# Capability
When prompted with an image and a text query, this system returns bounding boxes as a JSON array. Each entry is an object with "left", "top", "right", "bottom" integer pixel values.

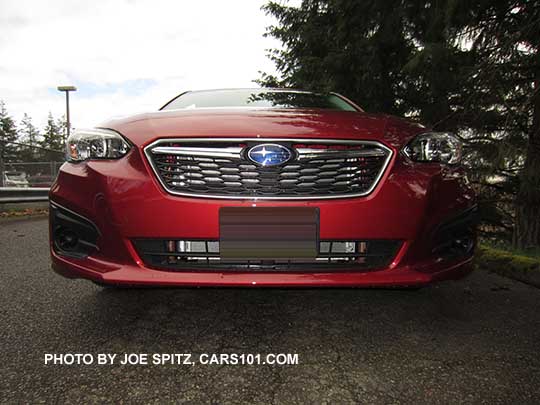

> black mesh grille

[
  {"left": 145, "top": 139, "right": 392, "bottom": 199},
  {"left": 132, "top": 239, "right": 402, "bottom": 272}
]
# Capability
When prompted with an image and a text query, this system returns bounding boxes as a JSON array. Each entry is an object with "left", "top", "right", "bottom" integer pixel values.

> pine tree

[
  {"left": 56, "top": 115, "right": 68, "bottom": 144},
  {"left": 20, "top": 113, "right": 40, "bottom": 145},
  {"left": 0, "top": 101, "right": 18, "bottom": 146},
  {"left": 41, "top": 113, "right": 63, "bottom": 151},
  {"left": 0, "top": 101, "right": 20, "bottom": 186},
  {"left": 19, "top": 113, "right": 41, "bottom": 161},
  {"left": 258, "top": 0, "right": 414, "bottom": 115},
  {"left": 260, "top": 0, "right": 540, "bottom": 249},
  {"left": 485, "top": 2, "right": 540, "bottom": 250},
  {"left": 40, "top": 112, "right": 64, "bottom": 162}
]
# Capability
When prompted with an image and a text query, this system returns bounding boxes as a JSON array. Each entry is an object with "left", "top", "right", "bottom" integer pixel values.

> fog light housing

[
  {"left": 55, "top": 227, "right": 79, "bottom": 251},
  {"left": 431, "top": 206, "right": 478, "bottom": 259},
  {"left": 50, "top": 202, "right": 100, "bottom": 258}
]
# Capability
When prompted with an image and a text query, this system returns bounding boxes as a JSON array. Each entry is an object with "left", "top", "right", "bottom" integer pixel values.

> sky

[{"left": 0, "top": 0, "right": 282, "bottom": 129}]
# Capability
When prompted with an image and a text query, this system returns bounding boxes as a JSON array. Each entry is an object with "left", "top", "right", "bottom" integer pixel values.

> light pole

[{"left": 57, "top": 86, "right": 77, "bottom": 138}]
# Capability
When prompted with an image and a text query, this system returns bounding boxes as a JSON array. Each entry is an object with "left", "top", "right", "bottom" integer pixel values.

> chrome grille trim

[
  {"left": 295, "top": 148, "right": 387, "bottom": 159},
  {"left": 151, "top": 146, "right": 243, "bottom": 159},
  {"left": 144, "top": 138, "right": 393, "bottom": 200}
]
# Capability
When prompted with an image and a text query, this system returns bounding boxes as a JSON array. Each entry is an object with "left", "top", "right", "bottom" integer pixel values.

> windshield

[{"left": 162, "top": 89, "right": 358, "bottom": 111}]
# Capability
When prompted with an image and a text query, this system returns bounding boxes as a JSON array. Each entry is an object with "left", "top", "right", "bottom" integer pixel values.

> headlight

[
  {"left": 403, "top": 132, "right": 462, "bottom": 164},
  {"left": 67, "top": 128, "right": 131, "bottom": 162}
]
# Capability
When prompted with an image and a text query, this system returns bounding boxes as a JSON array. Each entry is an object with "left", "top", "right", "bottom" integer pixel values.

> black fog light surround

[
  {"left": 50, "top": 202, "right": 100, "bottom": 258},
  {"left": 55, "top": 228, "right": 79, "bottom": 251},
  {"left": 431, "top": 206, "right": 478, "bottom": 259}
]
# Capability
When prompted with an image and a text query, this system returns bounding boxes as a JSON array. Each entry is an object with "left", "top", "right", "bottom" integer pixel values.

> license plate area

[{"left": 219, "top": 207, "right": 319, "bottom": 260}]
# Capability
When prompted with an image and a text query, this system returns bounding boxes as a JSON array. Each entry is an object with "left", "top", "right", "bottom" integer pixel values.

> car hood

[{"left": 100, "top": 108, "right": 426, "bottom": 150}]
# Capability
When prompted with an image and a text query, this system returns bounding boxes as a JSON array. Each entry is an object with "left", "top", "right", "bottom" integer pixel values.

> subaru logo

[{"left": 247, "top": 144, "right": 292, "bottom": 167}]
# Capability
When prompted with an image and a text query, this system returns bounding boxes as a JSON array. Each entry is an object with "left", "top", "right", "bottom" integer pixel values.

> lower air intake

[{"left": 132, "top": 239, "right": 402, "bottom": 272}]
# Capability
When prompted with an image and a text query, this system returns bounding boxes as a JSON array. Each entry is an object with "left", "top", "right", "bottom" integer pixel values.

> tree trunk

[{"left": 513, "top": 74, "right": 540, "bottom": 250}]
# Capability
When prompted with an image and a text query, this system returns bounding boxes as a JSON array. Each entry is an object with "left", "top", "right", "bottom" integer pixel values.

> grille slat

[
  {"left": 145, "top": 138, "right": 392, "bottom": 199},
  {"left": 132, "top": 239, "right": 402, "bottom": 272}
]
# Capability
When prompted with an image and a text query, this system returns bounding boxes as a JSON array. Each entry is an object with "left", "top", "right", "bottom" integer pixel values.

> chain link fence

[{"left": 0, "top": 141, "right": 65, "bottom": 188}]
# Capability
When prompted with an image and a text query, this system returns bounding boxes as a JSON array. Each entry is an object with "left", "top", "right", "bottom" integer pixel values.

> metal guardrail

[{"left": 0, "top": 187, "right": 50, "bottom": 203}]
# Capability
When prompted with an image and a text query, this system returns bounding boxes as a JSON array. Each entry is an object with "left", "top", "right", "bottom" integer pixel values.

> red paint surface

[{"left": 50, "top": 108, "right": 475, "bottom": 287}]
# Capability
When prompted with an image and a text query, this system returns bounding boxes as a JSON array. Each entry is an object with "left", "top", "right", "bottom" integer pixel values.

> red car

[{"left": 49, "top": 88, "right": 476, "bottom": 287}]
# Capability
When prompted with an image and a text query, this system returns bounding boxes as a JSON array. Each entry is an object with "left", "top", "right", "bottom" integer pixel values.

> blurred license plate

[{"left": 219, "top": 207, "right": 319, "bottom": 260}]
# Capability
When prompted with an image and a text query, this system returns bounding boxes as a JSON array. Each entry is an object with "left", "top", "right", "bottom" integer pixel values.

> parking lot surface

[{"left": 1, "top": 217, "right": 539, "bottom": 404}]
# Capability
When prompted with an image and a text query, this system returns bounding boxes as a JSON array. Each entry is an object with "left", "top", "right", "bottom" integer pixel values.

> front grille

[
  {"left": 132, "top": 239, "right": 402, "bottom": 272},
  {"left": 144, "top": 138, "right": 392, "bottom": 199}
]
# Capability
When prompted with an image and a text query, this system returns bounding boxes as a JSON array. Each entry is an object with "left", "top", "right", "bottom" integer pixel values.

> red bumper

[
  {"left": 51, "top": 248, "right": 473, "bottom": 287},
  {"left": 49, "top": 146, "right": 476, "bottom": 287}
]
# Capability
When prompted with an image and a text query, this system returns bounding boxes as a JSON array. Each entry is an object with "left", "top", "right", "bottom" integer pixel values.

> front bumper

[
  {"left": 49, "top": 146, "right": 476, "bottom": 287},
  {"left": 51, "top": 248, "right": 473, "bottom": 287}
]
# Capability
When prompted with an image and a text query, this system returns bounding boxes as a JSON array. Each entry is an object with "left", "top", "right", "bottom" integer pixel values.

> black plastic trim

[{"left": 50, "top": 202, "right": 100, "bottom": 258}]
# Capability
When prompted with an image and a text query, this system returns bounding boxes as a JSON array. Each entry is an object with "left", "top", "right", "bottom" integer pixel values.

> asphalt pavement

[{"left": 1, "top": 217, "right": 539, "bottom": 404}]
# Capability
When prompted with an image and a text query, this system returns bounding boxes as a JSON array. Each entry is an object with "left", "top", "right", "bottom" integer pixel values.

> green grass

[
  {"left": 502, "top": 247, "right": 540, "bottom": 260},
  {"left": 476, "top": 245, "right": 540, "bottom": 287},
  {"left": 477, "top": 246, "right": 540, "bottom": 271},
  {"left": 480, "top": 240, "right": 540, "bottom": 260}
]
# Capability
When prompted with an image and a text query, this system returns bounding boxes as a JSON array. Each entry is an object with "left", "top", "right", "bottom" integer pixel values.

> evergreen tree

[
  {"left": 0, "top": 101, "right": 20, "bottom": 186},
  {"left": 41, "top": 112, "right": 63, "bottom": 151},
  {"left": 0, "top": 101, "right": 18, "bottom": 146},
  {"left": 258, "top": 0, "right": 414, "bottom": 115},
  {"left": 19, "top": 113, "right": 41, "bottom": 161},
  {"left": 402, "top": 1, "right": 540, "bottom": 249},
  {"left": 56, "top": 115, "right": 68, "bottom": 144},
  {"left": 260, "top": 0, "right": 540, "bottom": 249},
  {"left": 20, "top": 113, "right": 40, "bottom": 146},
  {"left": 474, "top": 2, "right": 540, "bottom": 250},
  {"left": 40, "top": 112, "right": 64, "bottom": 162}
]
